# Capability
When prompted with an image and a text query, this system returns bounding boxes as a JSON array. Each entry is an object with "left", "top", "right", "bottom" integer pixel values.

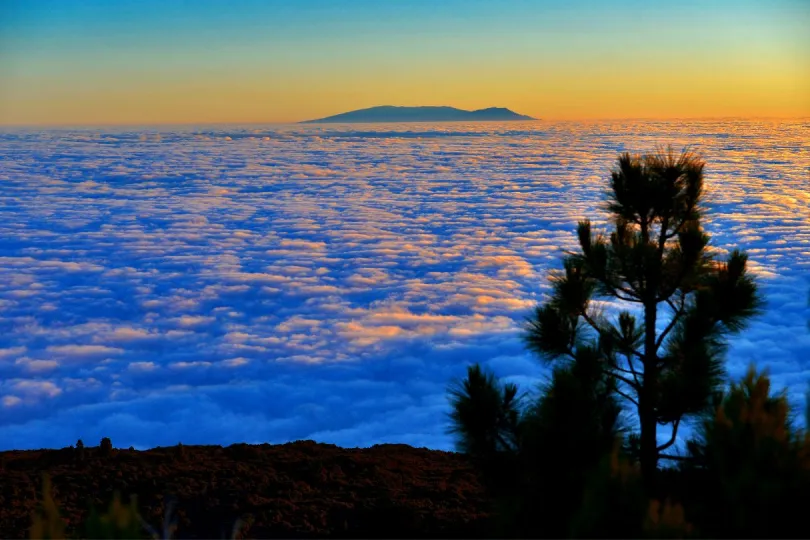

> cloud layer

[{"left": 0, "top": 121, "right": 808, "bottom": 452}]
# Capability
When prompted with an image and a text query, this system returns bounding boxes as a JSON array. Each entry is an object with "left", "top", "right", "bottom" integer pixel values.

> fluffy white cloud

[{"left": 0, "top": 120, "right": 807, "bottom": 452}]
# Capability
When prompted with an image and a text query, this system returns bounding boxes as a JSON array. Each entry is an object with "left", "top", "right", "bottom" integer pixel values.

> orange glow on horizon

[{"left": 2, "top": 1, "right": 808, "bottom": 126}]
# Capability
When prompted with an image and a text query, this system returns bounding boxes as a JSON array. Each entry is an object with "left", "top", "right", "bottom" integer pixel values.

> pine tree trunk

[{"left": 640, "top": 298, "right": 659, "bottom": 494}]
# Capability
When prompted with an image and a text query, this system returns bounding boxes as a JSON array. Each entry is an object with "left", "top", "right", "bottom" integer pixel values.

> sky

[{"left": 1, "top": 0, "right": 809, "bottom": 125}]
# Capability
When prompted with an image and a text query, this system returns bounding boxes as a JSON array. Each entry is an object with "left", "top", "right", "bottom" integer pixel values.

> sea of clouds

[{"left": 0, "top": 120, "right": 808, "bottom": 452}]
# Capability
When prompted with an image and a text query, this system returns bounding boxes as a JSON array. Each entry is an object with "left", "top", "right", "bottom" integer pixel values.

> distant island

[{"left": 301, "top": 105, "right": 537, "bottom": 123}]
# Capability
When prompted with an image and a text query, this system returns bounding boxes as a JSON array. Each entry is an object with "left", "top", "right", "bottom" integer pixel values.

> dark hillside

[{"left": 0, "top": 440, "right": 491, "bottom": 539}]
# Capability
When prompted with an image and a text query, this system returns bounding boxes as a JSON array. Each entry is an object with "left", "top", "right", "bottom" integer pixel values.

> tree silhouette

[
  {"left": 681, "top": 366, "right": 810, "bottom": 538},
  {"left": 447, "top": 356, "right": 624, "bottom": 537},
  {"left": 525, "top": 146, "right": 762, "bottom": 492},
  {"left": 520, "top": 352, "right": 626, "bottom": 537},
  {"left": 447, "top": 363, "right": 522, "bottom": 499}
]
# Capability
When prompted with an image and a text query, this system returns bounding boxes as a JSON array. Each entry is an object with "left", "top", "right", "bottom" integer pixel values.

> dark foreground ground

[{"left": 0, "top": 440, "right": 492, "bottom": 538}]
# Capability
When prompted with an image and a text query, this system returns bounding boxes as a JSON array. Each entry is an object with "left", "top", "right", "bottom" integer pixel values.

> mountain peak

[{"left": 301, "top": 106, "right": 537, "bottom": 124}]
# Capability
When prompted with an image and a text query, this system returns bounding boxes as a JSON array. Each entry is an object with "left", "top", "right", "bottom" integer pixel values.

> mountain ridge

[{"left": 301, "top": 105, "right": 536, "bottom": 123}]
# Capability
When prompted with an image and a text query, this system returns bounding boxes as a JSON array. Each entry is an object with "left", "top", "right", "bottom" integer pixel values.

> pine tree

[
  {"left": 525, "top": 146, "right": 762, "bottom": 492},
  {"left": 446, "top": 364, "right": 522, "bottom": 499},
  {"left": 447, "top": 358, "right": 624, "bottom": 537},
  {"left": 682, "top": 366, "right": 810, "bottom": 537}
]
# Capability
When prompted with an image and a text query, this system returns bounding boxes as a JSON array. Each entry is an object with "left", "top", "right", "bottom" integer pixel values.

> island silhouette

[{"left": 301, "top": 105, "right": 536, "bottom": 123}]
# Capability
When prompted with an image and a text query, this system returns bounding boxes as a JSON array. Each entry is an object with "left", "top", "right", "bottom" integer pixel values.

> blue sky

[{"left": 1, "top": 0, "right": 808, "bottom": 124}]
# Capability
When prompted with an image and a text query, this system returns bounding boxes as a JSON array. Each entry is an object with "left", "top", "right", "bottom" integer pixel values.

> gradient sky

[{"left": 1, "top": 0, "right": 809, "bottom": 125}]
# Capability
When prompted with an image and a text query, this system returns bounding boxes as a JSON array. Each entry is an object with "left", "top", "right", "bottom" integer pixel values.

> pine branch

[
  {"left": 584, "top": 250, "right": 642, "bottom": 302},
  {"left": 613, "top": 289, "right": 643, "bottom": 303},
  {"left": 609, "top": 370, "right": 642, "bottom": 392},
  {"left": 576, "top": 313, "right": 644, "bottom": 391},
  {"left": 581, "top": 310, "right": 639, "bottom": 356},
  {"left": 580, "top": 310, "right": 607, "bottom": 339},
  {"left": 625, "top": 353, "right": 642, "bottom": 386},
  {"left": 495, "top": 431, "right": 516, "bottom": 453},
  {"left": 611, "top": 364, "right": 639, "bottom": 377},
  {"left": 657, "top": 281, "right": 683, "bottom": 304},
  {"left": 568, "top": 316, "right": 578, "bottom": 352},
  {"left": 657, "top": 216, "right": 670, "bottom": 258},
  {"left": 614, "top": 387, "right": 640, "bottom": 407},
  {"left": 562, "top": 343, "right": 578, "bottom": 363},
  {"left": 656, "top": 417, "right": 681, "bottom": 452},
  {"left": 605, "top": 282, "right": 643, "bottom": 303},
  {"left": 609, "top": 353, "right": 642, "bottom": 386},
  {"left": 581, "top": 311, "right": 646, "bottom": 376},
  {"left": 663, "top": 215, "right": 690, "bottom": 241},
  {"left": 655, "top": 294, "right": 686, "bottom": 351},
  {"left": 656, "top": 244, "right": 701, "bottom": 303},
  {"left": 583, "top": 310, "right": 646, "bottom": 365},
  {"left": 659, "top": 453, "right": 692, "bottom": 462}
]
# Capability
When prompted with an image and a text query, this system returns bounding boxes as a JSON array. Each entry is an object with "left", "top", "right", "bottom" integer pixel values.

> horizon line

[{"left": 2, "top": 115, "right": 808, "bottom": 130}]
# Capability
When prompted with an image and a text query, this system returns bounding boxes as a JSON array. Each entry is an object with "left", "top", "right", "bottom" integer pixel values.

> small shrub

[
  {"left": 27, "top": 476, "right": 252, "bottom": 540},
  {"left": 74, "top": 439, "right": 86, "bottom": 463},
  {"left": 227, "top": 443, "right": 261, "bottom": 461},
  {"left": 82, "top": 492, "right": 147, "bottom": 539},
  {"left": 29, "top": 474, "right": 67, "bottom": 540},
  {"left": 569, "top": 440, "right": 647, "bottom": 538},
  {"left": 644, "top": 499, "right": 694, "bottom": 539},
  {"left": 683, "top": 366, "right": 810, "bottom": 537},
  {"left": 100, "top": 437, "right": 113, "bottom": 456}
]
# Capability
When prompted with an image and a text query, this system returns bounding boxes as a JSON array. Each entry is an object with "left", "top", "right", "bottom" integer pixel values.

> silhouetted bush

[
  {"left": 75, "top": 439, "right": 86, "bottom": 463},
  {"left": 448, "top": 357, "right": 625, "bottom": 538},
  {"left": 569, "top": 440, "right": 647, "bottom": 538},
  {"left": 80, "top": 492, "right": 147, "bottom": 539},
  {"left": 100, "top": 437, "right": 113, "bottom": 457},
  {"left": 175, "top": 442, "right": 186, "bottom": 462},
  {"left": 679, "top": 366, "right": 810, "bottom": 538},
  {"left": 29, "top": 473, "right": 248, "bottom": 539}
]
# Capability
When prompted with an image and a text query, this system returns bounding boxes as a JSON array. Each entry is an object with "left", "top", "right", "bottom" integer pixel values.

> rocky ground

[{"left": 0, "top": 440, "right": 493, "bottom": 538}]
